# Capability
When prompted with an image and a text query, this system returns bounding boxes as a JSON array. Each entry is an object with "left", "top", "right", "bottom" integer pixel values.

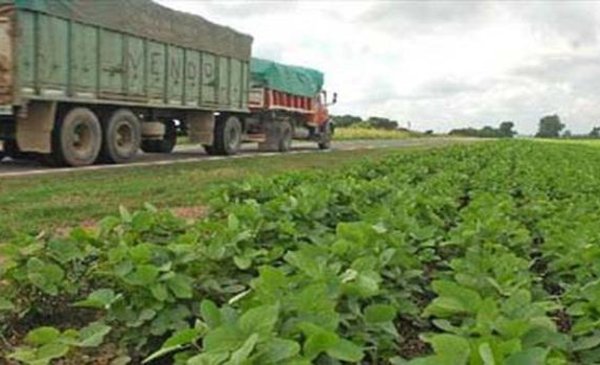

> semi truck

[{"left": 0, "top": 0, "right": 336, "bottom": 167}]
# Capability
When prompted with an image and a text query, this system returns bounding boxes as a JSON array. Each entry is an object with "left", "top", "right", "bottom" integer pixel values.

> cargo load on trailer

[
  {"left": 0, "top": 0, "right": 252, "bottom": 59},
  {"left": 0, "top": 0, "right": 336, "bottom": 167},
  {"left": 250, "top": 58, "right": 324, "bottom": 97}
]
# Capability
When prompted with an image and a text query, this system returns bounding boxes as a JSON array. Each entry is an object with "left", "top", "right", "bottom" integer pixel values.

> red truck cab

[{"left": 246, "top": 58, "right": 336, "bottom": 151}]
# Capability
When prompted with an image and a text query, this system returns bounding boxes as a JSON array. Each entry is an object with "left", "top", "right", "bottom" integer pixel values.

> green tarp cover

[
  {"left": 250, "top": 58, "right": 324, "bottom": 97},
  {"left": 1, "top": 0, "right": 252, "bottom": 60}
]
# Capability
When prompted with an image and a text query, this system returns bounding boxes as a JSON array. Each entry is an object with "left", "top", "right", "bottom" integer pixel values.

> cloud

[
  {"left": 155, "top": 0, "right": 600, "bottom": 135},
  {"left": 505, "top": 1, "right": 600, "bottom": 48},
  {"left": 359, "top": 1, "right": 495, "bottom": 35}
]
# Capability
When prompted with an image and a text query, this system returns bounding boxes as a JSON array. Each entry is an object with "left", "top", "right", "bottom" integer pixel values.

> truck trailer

[{"left": 0, "top": 0, "right": 335, "bottom": 167}]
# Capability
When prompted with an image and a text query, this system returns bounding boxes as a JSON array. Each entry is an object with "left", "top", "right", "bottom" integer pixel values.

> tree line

[
  {"left": 449, "top": 122, "right": 516, "bottom": 138},
  {"left": 532, "top": 115, "right": 600, "bottom": 138},
  {"left": 331, "top": 115, "right": 402, "bottom": 130},
  {"left": 450, "top": 115, "right": 600, "bottom": 139},
  {"left": 333, "top": 113, "right": 600, "bottom": 139}
]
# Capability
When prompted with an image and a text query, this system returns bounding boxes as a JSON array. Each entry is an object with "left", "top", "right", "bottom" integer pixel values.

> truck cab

[{"left": 245, "top": 58, "right": 336, "bottom": 151}]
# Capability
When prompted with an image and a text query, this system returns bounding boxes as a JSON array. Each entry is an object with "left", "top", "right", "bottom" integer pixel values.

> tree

[
  {"left": 535, "top": 115, "right": 564, "bottom": 138},
  {"left": 589, "top": 126, "right": 600, "bottom": 138},
  {"left": 331, "top": 115, "right": 363, "bottom": 128},
  {"left": 479, "top": 126, "right": 497, "bottom": 138},
  {"left": 366, "top": 117, "right": 398, "bottom": 130},
  {"left": 562, "top": 130, "right": 572, "bottom": 138},
  {"left": 498, "top": 121, "right": 516, "bottom": 138},
  {"left": 449, "top": 121, "right": 516, "bottom": 138}
]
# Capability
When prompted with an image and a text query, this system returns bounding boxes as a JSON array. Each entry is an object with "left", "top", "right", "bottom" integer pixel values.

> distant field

[
  {"left": 539, "top": 138, "right": 600, "bottom": 147},
  {"left": 334, "top": 127, "right": 423, "bottom": 140}
]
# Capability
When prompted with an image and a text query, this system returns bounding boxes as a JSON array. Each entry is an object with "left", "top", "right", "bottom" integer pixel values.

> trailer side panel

[{"left": 9, "top": 8, "right": 250, "bottom": 113}]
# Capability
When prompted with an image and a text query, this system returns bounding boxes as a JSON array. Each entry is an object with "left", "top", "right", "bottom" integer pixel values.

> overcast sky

[{"left": 157, "top": 0, "right": 600, "bottom": 134}]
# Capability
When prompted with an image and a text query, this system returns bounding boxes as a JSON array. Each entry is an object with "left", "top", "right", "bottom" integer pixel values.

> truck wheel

[
  {"left": 141, "top": 120, "right": 177, "bottom": 153},
  {"left": 318, "top": 122, "right": 333, "bottom": 150},
  {"left": 213, "top": 116, "right": 242, "bottom": 155},
  {"left": 100, "top": 109, "right": 141, "bottom": 163},
  {"left": 52, "top": 107, "right": 102, "bottom": 167},
  {"left": 278, "top": 121, "right": 293, "bottom": 152}
]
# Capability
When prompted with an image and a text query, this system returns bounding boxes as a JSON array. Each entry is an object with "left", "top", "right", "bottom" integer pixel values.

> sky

[{"left": 156, "top": 0, "right": 600, "bottom": 135}]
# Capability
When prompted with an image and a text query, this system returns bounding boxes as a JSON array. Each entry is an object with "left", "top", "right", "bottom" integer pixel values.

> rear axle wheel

[
  {"left": 213, "top": 116, "right": 242, "bottom": 155},
  {"left": 100, "top": 109, "right": 141, "bottom": 164},
  {"left": 50, "top": 107, "right": 103, "bottom": 167}
]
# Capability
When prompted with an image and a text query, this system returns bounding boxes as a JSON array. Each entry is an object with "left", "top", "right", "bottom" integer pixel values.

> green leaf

[
  {"left": 239, "top": 304, "right": 279, "bottom": 336},
  {"left": 125, "top": 264, "right": 159, "bottom": 286},
  {"left": 10, "top": 342, "right": 70, "bottom": 365},
  {"left": 573, "top": 333, "right": 600, "bottom": 351},
  {"left": 119, "top": 205, "right": 132, "bottom": 222},
  {"left": 326, "top": 338, "right": 364, "bottom": 362},
  {"left": 284, "top": 247, "right": 328, "bottom": 279},
  {"left": 76, "top": 322, "right": 111, "bottom": 347},
  {"left": 34, "top": 343, "right": 70, "bottom": 365},
  {"left": 505, "top": 347, "right": 549, "bottom": 365},
  {"left": 187, "top": 352, "right": 229, "bottom": 365},
  {"left": 427, "top": 334, "right": 471, "bottom": 364},
  {"left": 424, "top": 280, "right": 482, "bottom": 317},
  {"left": 129, "top": 244, "right": 153, "bottom": 263},
  {"left": 228, "top": 214, "right": 240, "bottom": 231},
  {"left": 143, "top": 328, "right": 204, "bottom": 364},
  {"left": 26, "top": 258, "right": 64, "bottom": 295},
  {"left": 203, "top": 326, "right": 245, "bottom": 353},
  {"left": 166, "top": 274, "right": 194, "bottom": 299},
  {"left": 478, "top": 342, "right": 495, "bottom": 365},
  {"left": 233, "top": 255, "right": 252, "bottom": 270},
  {"left": 200, "top": 300, "right": 222, "bottom": 329},
  {"left": 25, "top": 327, "right": 61, "bottom": 346},
  {"left": 390, "top": 356, "right": 409, "bottom": 365},
  {"left": 151, "top": 283, "right": 169, "bottom": 302},
  {"left": 164, "top": 327, "right": 204, "bottom": 348},
  {"left": 257, "top": 338, "right": 301, "bottom": 364},
  {"left": 351, "top": 271, "right": 381, "bottom": 297},
  {"left": 229, "top": 333, "right": 259, "bottom": 365},
  {"left": 47, "top": 240, "right": 84, "bottom": 263},
  {"left": 73, "top": 289, "right": 119, "bottom": 309},
  {"left": 0, "top": 297, "right": 15, "bottom": 311},
  {"left": 299, "top": 323, "right": 339, "bottom": 360},
  {"left": 364, "top": 304, "right": 396, "bottom": 323}
]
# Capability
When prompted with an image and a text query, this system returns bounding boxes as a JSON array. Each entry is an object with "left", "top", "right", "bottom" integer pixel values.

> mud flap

[
  {"left": 16, "top": 101, "right": 56, "bottom": 153},
  {"left": 186, "top": 111, "right": 214, "bottom": 146}
]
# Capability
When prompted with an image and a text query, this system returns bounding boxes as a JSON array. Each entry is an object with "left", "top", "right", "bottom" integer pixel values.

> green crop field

[
  {"left": 0, "top": 147, "right": 415, "bottom": 241},
  {"left": 2, "top": 141, "right": 600, "bottom": 364}
]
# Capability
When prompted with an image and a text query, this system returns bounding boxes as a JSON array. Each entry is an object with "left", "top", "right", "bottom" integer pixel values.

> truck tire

[
  {"left": 318, "top": 122, "right": 333, "bottom": 150},
  {"left": 141, "top": 120, "right": 177, "bottom": 153},
  {"left": 51, "top": 107, "right": 103, "bottom": 167},
  {"left": 278, "top": 120, "right": 293, "bottom": 152},
  {"left": 213, "top": 116, "right": 242, "bottom": 155},
  {"left": 100, "top": 109, "right": 141, "bottom": 163}
]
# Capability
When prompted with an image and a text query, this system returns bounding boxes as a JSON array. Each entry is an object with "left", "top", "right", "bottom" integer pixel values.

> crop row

[{"left": 1, "top": 141, "right": 600, "bottom": 364}]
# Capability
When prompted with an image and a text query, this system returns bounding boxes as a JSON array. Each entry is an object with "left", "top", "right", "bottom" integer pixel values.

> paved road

[{"left": 0, "top": 138, "right": 467, "bottom": 178}]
